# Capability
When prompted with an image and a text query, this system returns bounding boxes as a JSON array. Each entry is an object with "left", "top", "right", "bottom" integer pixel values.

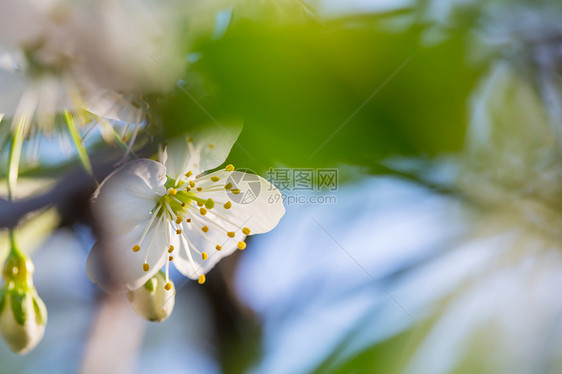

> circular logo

[{"left": 226, "top": 168, "right": 261, "bottom": 205}]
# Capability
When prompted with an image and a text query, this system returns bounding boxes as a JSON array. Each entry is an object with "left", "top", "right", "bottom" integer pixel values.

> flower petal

[
  {"left": 87, "top": 218, "right": 169, "bottom": 291},
  {"left": 92, "top": 159, "right": 166, "bottom": 234},
  {"left": 164, "top": 122, "right": 242, "bottom": 179},
  {"left": 195, "top": 171, "right": 286, "bottom": 235}
]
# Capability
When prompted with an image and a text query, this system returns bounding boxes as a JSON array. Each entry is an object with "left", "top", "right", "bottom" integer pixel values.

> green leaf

[
  {"left": 7, "top": 114, "right": 31, "bottom": 200},
  {"left": 65, "top": 110, "right": 94, "bottom": 177}
]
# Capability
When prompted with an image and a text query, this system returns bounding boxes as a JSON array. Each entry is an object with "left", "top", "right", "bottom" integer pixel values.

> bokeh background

[{"left": 1, "top": 0, "right": 562, "bottom": 373}]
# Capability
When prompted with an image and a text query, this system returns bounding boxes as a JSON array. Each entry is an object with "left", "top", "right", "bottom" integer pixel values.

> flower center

[{"left": 130, "top": 164, "right": 251, "bottom": 287}]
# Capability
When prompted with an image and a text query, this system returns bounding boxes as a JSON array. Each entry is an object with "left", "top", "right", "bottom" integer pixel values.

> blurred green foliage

[{"left": 162, "top": 18, "right": 482, "bottom": 176}]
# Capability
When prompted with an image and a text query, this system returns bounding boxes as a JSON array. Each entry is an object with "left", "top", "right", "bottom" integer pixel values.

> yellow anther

[
  {"left": 224, "top": 183, "right": 233, "bottom": 190},
  {"left": 211, "top": 176, "right": 220, "bottom": 182},
  {"left": 143, "top": 263, "right": 150, "bottom": 272},
  {"left": 225, "top": 164, "right": 235, "bottom": 172},
  {"left": 202, "top": 252, "right": 208, "bottom": 260},
  {"left": 185, "top": 187, "right": 191, "bottom": 192},
  {"left": 198, "top": 275, "right": 206, "bottom": 284},
  {"left": 168, "top": 188, "right": 177, "bottom": 196},
  {"left": 200, "top": 208, "right": 207, "bottom": 216},
  {"left": 205, "top": 198, "right": 215, "bottom": 209},
  {"left": 164, "top": 283, "right": 172, "bottom": 291},
  {"left": 176, "top": 217, "right": 183, "bottom": 224},
  {"left": 209, "top": 144, "right": 215, "bottom": 149},
  {"left": 181, "top": 202, "right": 186, "bottom": 207},
  {"left": 223, "top": 201, "right": 232, "bottom": 209},
  {"left": 231, "top": 189, "right": 241, "bottom": 195},
  {"left": 169, "top": 256, "right": 174, "bottom": 261},
  {"left": 186, "top": 218, "right": 191, "bottom": 223},
  {"left": 189, "top": 180, "right": 195, "bottom": 188},
  {"left": 176, "top": 229, "right": 182, "bottom": 235},
  {"left": 216, "top": 245, "right": 222, "bottom": 251},
  {"left": 185, "top": 170, "right": 193, "bottom": 177},
  {"left": 237, "top": 241, "right": 247, "bottom": 250},
  {"left": 197, "top": 187, "right": 203, "bottom": 192},
  {"left": 227, "top": 231, "right": 235, "bottom": 238},
  {"left": 242, "top": 227, "right": 251, "bottom": 235},
  {"left": 168, "top": 245, "right": 174, "bottom": 253},
  {"left": 132, "top": 245, "right": 141, "bottom": 252},
  {"left": 201, "top": 226, "right": 209, "bottom": 233},
  {"left": 197, "top": 201, "right": 204, "bottom": 207}
]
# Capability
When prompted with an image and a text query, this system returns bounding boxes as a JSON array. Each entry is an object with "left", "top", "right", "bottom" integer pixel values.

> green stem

[{"left": 7, "top": 229, "right": 24, "bottom": 261}]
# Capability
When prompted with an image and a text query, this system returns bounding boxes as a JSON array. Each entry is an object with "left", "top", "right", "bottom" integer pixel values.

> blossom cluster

[{"left": 0, "top": 0, "right": 286, "bottom": 355}]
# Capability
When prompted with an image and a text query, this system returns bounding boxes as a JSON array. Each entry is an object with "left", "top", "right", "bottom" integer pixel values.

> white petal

[
  {"left": 171, "top": 220, "right": 246, "bottom": 280},
  {"left": 87, "top": 217, "right": 169, "bottom": 291},
  {"left": 195, "top": 171, "right": 286, "bottom": 235},
  {"left": 164, "top": 122, "right": 243, "bottom": 179},
  {"left": 92, "top": 159, "right": 167, "bottom": 234},
  {"left": 82, "top": 87, "right": 145, "bottom": 124}
]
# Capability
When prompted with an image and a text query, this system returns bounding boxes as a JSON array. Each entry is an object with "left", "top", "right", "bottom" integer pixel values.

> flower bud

[
  {"left": 0, "top": 242, "right": 47, "bottom": 354},
  {"left": 0, "top": 287, "right": 47, "bottom": 354},
  {"left": 126, "top": 271, "right": 175, "bottom": 322}
]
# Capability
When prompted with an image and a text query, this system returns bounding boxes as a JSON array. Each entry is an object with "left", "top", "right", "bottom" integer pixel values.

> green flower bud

[
  {"left": 126, "top": 271, "right": 175, "bottom": 322},
  {"left": 0, "top": 239, "right": 47, "bottom": 354}
]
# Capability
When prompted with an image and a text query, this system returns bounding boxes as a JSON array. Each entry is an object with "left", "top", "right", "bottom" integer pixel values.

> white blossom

[{"left": 87, "top": 125, "right": 285, "bottom": 290}]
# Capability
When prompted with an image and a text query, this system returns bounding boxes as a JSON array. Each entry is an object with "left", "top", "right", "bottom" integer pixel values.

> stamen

[
  {"left": 224, "top": 183, "right": 233, "bottom": 190},
  {"left": 186, "top": 218, "right": 191, "bottom": 223},
  {"left": 176, "top": 229, "right": 182, "bottom": 234},
  {"left": 201, "top": 226, "right": 209, "bottom": 233},
  {"left": 143, "top": 214, "right": 164, "bottom": 265},
  {"left": 224, "top": 201, "right": 232, "bottom": 209},
  {"left": 197, "top": 187, "right": 203, "bottom": 192},
  {"left": 197, "top": 201, "right": 204, "bottom": 207},
  {"left": 189, "top": 180, "right": 195, "bottom": 188},
  {"left": 216, "top": 245, "right": 222, "bottom": 251},
  {"left": 185, "top": 171, "right": 193, "bottom": 177},
  {"left": 205, "top": 198, "right": 215, "bottom": 209},
  {"left": 225, "top": 164, "right": 235, "bottom": 172},
  {"left": 164, "top": 283, "right": 172, "bottom": 291},
  {"left": 132, "top": 245, "right": 141, "bottom": 252},
  {"left": 238, "top": 241, "right": 246, "bottom": 250},
  {"left": 231, "top": 189, "right": 241, "bottom": 195},
  {"left": 202, "top": 252, "right": 208, "bottom": 260},
  {"left": 211, "top": 176, "right": 220, "bottom": 182},
  {"left": 200, "top": 208, "right": 207, "bottom": 216},
  {"left": 185, "top": 209, "right": 229, "bottom": 236},
  {"left": 209, "top": 144, "right": 214, "bottom": 149},
  {"left": 168, "top": 188, "right": 177, "bottom": 196},
  {"left": 169, "top": 256, "right": 174, "bottom": 261},
  {"left": 242, "top": 227, "right": 251, "bottom": 235},
  {"left": 227, "top": 231, "right": 235, "bottom": 238},
  {"left": 198, "top": 275, "right": 206, "bottom": 284},
  {"left": 134, "top": 205, "right": 162, "bottom": 250},
  {"left": 179, "top": 222, "right": 206, "bottom": 256},
  {"left": 176, "top": 217, "right": 183, "bottom": 224},
  {"left": 143, "top": 263, "right": 150, "bottom": 272},
  {"left": 168, "top": 245, "right": 174, "bottom": 253}
]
